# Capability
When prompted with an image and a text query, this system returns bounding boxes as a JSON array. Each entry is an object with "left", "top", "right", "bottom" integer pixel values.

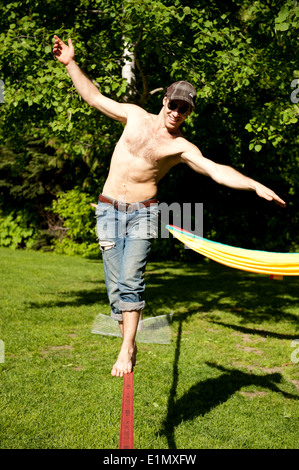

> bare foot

[
  {"left": 132, "top": 343, "right": 137, "bottom": 367},
  {"left": 111, "top": 345, "right": 136, "bottom": 377}
]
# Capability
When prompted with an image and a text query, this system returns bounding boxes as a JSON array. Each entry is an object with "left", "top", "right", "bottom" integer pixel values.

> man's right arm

[{"left": 53, "top": 35, "right": 128, "bottom": 123}]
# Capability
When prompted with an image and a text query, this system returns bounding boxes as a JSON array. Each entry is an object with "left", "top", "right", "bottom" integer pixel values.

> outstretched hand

[
  {"left": 255, "top": 183, "right": 286, "bottom": 207},
  {"left": 53, "top": 35, "right": 74, "bottom": 65}
]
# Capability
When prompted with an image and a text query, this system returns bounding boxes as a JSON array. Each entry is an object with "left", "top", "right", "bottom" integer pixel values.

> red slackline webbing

[{"left": 119, "top": 371, "right": 134, "bottom": 449}]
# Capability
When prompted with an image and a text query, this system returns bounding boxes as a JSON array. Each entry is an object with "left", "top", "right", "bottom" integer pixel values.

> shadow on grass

[
  {"left": 148, "top": 262, "right": 298, "bottom": 449},
  {"left": 21, "top": 256, "right": 299, "bottom": 449},
  {"left": 26, "top": 286, "right": 108, "bottom": 309},
  {"left": 145, "top": 261, "right": 299, "bottom": 326},
  {"left": 160, "top": 317, "right": 299, "bottom": 449},
  {"left": 210, "top": 321, "right": 299, "bottom": 341},
  {"left": 25, "top": 260, "right": 299, "bottom": 329}
]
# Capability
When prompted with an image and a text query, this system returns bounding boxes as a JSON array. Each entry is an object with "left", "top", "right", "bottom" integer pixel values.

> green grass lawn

[{"left": 0, "top": 247, "right": 299, "bottom": 449}]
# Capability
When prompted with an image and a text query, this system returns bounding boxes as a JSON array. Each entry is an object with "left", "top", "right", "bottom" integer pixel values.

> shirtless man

[{"left": 53, "top": 35, "right": 286, "bottom": 377}]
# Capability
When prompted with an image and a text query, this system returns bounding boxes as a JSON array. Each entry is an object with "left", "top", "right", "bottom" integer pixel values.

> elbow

[{"left": 86, "top": 94, "right": 99, "bottom": 108}]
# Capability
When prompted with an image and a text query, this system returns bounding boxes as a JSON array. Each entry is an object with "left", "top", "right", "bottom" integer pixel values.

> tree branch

[{"left": 133, "top": 25, "right": 149, "bottom": 106}]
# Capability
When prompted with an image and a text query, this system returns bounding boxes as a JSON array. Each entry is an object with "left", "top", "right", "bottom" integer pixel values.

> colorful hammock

[{"left": 167, "top": 225, "right": 299, "bottom": 276}]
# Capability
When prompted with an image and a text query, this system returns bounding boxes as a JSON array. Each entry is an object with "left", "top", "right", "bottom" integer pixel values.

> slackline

[
  {"left": 119, "top": 372, "right": 134, "bottom": 449},
  {"left": 167, "top": 225, "right": 299, "bottom": 276}
]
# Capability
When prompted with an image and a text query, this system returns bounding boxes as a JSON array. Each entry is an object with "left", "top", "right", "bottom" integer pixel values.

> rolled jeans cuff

[
  {"left": 110, "top": 300, "right": 145, "bottom": 322},
  {"left": 119, "top": 300, "right": 145, "bottom": 312},
  {"left": 110, "top": 310, "right": 123, "bottom": 322}
]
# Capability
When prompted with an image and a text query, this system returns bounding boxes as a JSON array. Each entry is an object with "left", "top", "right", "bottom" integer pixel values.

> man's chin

[{"left": 166, "top": 118, "right": 180, "bottom": 130}]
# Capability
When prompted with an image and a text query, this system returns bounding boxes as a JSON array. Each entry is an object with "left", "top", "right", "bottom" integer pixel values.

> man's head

[{"left": 162, "top": 81, "right": 196, "bottom": 131}]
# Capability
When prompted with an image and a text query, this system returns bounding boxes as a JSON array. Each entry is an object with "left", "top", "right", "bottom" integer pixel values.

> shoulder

[
  {"left": 124, "top": 103, "right": 150, "bottom": 119},
  {"left": 174, "top": 137, "right": 203, "bottom": 161},
  {"left": 122, "top": 105, "right": 157, "bottom": 132}
]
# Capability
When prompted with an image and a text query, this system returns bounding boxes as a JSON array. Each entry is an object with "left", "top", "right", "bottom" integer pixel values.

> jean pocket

[{"left": 95, "top": 202, "right": 111, "bottom": 218}]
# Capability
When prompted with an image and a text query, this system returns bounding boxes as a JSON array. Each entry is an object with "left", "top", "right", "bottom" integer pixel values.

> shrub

[
  {"left": 0, "top": 211, "right": 40, "bottom": 249},
  {"left": 51, "top": 188, "right": 99, "bottom": 257}
]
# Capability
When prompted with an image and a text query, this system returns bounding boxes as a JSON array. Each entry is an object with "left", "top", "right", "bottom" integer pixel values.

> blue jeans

[{"left": 95, "top": 196, "right": 159, "bottom": 321}]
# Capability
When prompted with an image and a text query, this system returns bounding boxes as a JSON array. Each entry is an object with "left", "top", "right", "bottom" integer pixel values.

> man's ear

[{"left": 163, "top": 96, "right": 167, "bottom": 106}]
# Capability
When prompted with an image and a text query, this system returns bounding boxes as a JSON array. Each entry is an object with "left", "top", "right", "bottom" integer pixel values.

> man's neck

[{"left": 153, "top": 109, "right": 183, "bottom": 137}]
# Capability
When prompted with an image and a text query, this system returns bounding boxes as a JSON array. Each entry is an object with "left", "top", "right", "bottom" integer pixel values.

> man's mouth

[{"left": 169, "top": 115, "right": 180, "bottom": 124}]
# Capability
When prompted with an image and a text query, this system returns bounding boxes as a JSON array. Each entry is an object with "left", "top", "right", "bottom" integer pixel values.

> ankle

[{"left": 120, "top": 341, "right": 135, "bottom": 354}]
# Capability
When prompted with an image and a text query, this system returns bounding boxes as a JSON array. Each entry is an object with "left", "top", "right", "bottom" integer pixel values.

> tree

[{"left": 0, "top": 0, "right": 298, "bottom": 255}]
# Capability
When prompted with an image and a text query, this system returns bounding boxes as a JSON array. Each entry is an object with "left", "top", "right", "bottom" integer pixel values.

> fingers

[
  {"left": 275, "top": 197, "right": 286, "bottom": 208},
  {"left": 53, "top": 35, "right": 63, "bottom": 54},
  {"left": 53, "top": 35, "right": 66, "bottom": 50},
  {"left": 256, "top": 184, "right": 286, "bottom": 208},
  {"left": 53, "top": 35, "right": 74, "bottom": 62},
  {"left": 268, "top": 190, "right": 286, "bottom": 207},
  {"left": 53, "top": 35, "right": 71, "bottom": 47},
  {"left": 268, "top": 193, "right": 286, "bottom": 207},
  {"left": 53, "top": 34, "right": 62, "bottom": 46}
]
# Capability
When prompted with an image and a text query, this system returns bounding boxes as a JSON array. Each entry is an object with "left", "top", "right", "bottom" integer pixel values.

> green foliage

[
  {"left": 0, "top": 210, "right": 39, "bottom": 249},
  {"left": 51, "top": 188, "right": 99, "bottom": 256}
]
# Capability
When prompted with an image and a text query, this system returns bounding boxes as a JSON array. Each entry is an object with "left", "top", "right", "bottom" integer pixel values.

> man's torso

[{"left": 102, "top": 106, "right": 190, "bottom": 202}]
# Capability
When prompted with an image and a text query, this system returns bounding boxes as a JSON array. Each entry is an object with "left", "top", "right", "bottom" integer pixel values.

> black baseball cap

[{"left": 166, "top": 81, "right": 197, "bottom": 107}]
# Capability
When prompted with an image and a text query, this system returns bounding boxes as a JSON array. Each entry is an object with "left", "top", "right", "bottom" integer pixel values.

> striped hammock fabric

[{"left": 167, "top": 225, "right": 299, "bottom": 276}]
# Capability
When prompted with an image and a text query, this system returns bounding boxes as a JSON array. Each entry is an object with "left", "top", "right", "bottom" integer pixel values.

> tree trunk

[{"left": 122, "top": 40, "right": 135, "bottom": 101}]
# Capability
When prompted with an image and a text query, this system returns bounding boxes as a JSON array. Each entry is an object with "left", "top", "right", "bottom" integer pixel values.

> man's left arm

[{"left": 181, "top": 146, "right": 286, "bottom": 207}]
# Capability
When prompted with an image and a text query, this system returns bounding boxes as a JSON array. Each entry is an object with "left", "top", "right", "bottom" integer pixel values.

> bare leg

[
  {"left": 111, "top": 310, "right": 141, "bottom": 377},
  {"left": 117, "top": 320, "right": 138, "bottom": 367}
]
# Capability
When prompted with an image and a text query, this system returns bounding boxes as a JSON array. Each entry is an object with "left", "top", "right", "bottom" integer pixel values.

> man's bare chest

[{"left": 121, "top": 121, "right": 180, "bottom": 162}]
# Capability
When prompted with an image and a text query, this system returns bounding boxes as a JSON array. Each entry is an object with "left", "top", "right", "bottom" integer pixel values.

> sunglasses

[{"left": 167, "top": 100, "right": 190, "bottom": 115}]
